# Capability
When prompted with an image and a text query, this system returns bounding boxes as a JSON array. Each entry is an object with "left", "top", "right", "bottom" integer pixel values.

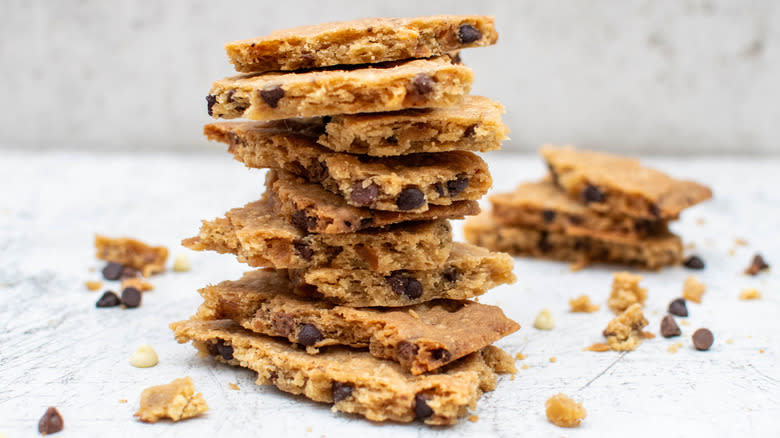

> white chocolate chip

[
  {"left": 533, "top": 309, "right": 555, "bottom": 330},
  {"left": 173, "top": 253, "right": 191, "bottom": 272},
  {"left": 130, "top": 344, "right": 159, "bottom": 368}
]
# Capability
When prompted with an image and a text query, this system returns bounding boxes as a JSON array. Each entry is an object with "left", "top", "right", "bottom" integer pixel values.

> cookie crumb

[
  {"left": 682, "top": 276, "right": 706, "bottom": 303},
  {"left": 680, "top": 319, "right": 690, "bottom": 326},
  {"left": 739, "top": 288, "right": 761, "bottom": 300},
  {"left": 514, "top": 352, "right": 527, "bottom": 360},
  {"left": 228, "top": 382, "right": 240, "bottom": 391},
  {"left": 533, "top": 309, "right": 555, "bottom": 330},
  {"left": 135, "top": 377, "right": 208, "bottom": 422},
  {"left": 407, "top": 309, "right": 420, "bottom": 319},
  {"left": 173, "top": 253, "right": 191, "bottom": 272},
  {"left": 468, "top": 415, "right": 479, "bottom": 422},
  {"left": 641, "top": 331, "right": 655, "bottom": 339},
  {"left": 728, "top": 248, "right": 736, "bottom": 256},
  {"left": 130, "top": 344, "right": 159, "bottom": 368},
  {"left": 95, "top": 235, "right": 169, "bottom": 277},
  {"left": 121, "top": 277, "right": 153, "bottom": 292},
  {"left": 38, "top": 406, "right": 64, "bottom": 435},
  {"left": 306, "top": 427, "right": 313, "bottom": 432},
  {"left": 521, "top": 364, "right": 531, "bottom": 370},
  {"left": 667, "top": 342, "right": 683, "bottom": 353},
  {"left": 726, "top": 338, "right": 734, "bottom": 344},
  {"left": 549, "top": 356, "right": 557, "bottom": 363},
  {"left": 602, "top": 304, "right": 648, "bottom": 351},
  {"left": 119, "top": 399, "right": 128, "bottom": 404},
  {"left": 735, "top": 238, "right": 748, "bottom": 246},
  {"left": 744, "top": 254, "right": 769, "bottom": 276},
  {"left": 584, "top": 343, "right": 611, "bottom": 352},
  {"left": 696, "top": 218, "right": 706, "bottom": 225},
  {"left": 569, "top": 294, "right": 599, "bottom": 313},
  {"left": 608, "top": 272, "right": 647, "bottom": 313},
  {"left": 85, "top": 281, "right": 103, "bottom": 291},
  {"left": 545, "top": 393, "right": 586, "bottom": 428}
]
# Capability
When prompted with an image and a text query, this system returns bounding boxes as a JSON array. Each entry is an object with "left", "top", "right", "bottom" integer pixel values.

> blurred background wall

[{"left": 0, "top": 0, "right": 777, "bottom": 154}]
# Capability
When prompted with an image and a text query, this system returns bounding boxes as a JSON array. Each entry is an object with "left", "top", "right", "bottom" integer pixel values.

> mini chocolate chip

[
  {"left": 259, "top": 85, "right": 285, "bottom": 108},
  {"left": 96, "top": 291, "right": 121, "bottom": 308},
  {"left": 386, "top": 135, "right": 398, "bottom": 144},
  {"left": 307, "top": 161, "right": 329, "bottom": 182},
  {"left": 745, "top": 254, "right": 769, "bottom": 276},
  {"left": 291, "top": 210, "right": 318, "bottom": 231},
  {"left": 120, "top": 287, "right": 141, "bottom": 308},
  {"left": 434, "top": 182, "right": 446, "bottom": 197},
  {"left": 457, "top": 23, "right": 482, "bottom": 43},
  {"left": 692, "top": 328, "right": 714, "bottom": 351},
  {"left": 272, "top": 312, "right": 295, "bottom": 337},
  {"left": 660, "top": 315, "right": 681, "bottom": 338},
  {"left": 649, "top": 203, "right": 662, "bottom": 218},
  {"left": 582, "top": 184, "right": 605, "bottom": 203},
  {"left": 442, "top": 266, "right": 459, "bottom": 283},
  {"left": 386, "top": 272, "right": 423, "bottom": 299},
  {"left": 397, "top": 341, "right": 419, "bottom": 361},
  {"left": 396, "top": 187, "right": 425, "bottom": 210},
  {"left": 668, "top": 298, "right": 688, "bottom": 317},
  {"left": 446, "top": 176, "right": 469, "bottom": 197},
  {"left": 463, "top": 124, "right": 477, "bottom": 137},
  {"left": 102, "top": 262, "right": 124, "bottom": 281},
  {"left": 206, "top": 95, "right": 217, "bottom": 116},
  {"left": 225, "top": 89, "right": 236, "bottom": 103},
  {"left": 38, "top": 406, "right": 64, "bottom": 435},
  {"left": 431, "top": 348, "right": 451, "bottom": 362},
  {"left": 293, "top": 241, "right": 313, "bottom": 261},
  {"left": 297, "top": 324, "right": 323, "bottom": 346},
  {"left": 542, "top": 210, "right": 556, "bottom": 223},
  {"left": 332, "top": 381, "right": 353, "bottom": 402},
  {"left": 410, "top": 73, "right": 435, "bottom": 95},
  {"left": 683, "top": 255, "right": 705, "bottom": 270},
  {"left": 414, "top": 394, "right": 434, "bottom": 419},
  {"left": 350, "top": 182, "right": 379, "bottom": 206},
  {"left": 215, "top": 339, "right": 234, "bottom": 360}
]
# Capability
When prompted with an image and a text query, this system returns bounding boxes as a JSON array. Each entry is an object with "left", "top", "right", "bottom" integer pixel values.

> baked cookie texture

[
  {"left": 183, "top": 199, "right": 453, "bottom": 272},
  {"left": 541, "top": 145, "right": 713, "bottom": 220},
  {"left": 208, "top": 56, "right": 473, "bottom": 121},
  {"left": 225, "top": 15, "right": 498, "bottom": 73},
  {"left": 134, "top": 377, "right": 208, "bottom": 423},
  {"left": 94, "top": 235, "right": 168, "bottom": 277},
  {"left": 205, "top": 122, "right": 491, "bottom": 212},
  {"left": 171, "top": 319, "right": 516, "bottom": 425},
  {"left": 194, "top": 269, "right": 519, "bottom": 374}
]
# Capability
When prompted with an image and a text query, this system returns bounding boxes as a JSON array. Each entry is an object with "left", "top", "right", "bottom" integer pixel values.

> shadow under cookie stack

[{"left": 171, "top": 15, "right": 521, "bottom": 426}]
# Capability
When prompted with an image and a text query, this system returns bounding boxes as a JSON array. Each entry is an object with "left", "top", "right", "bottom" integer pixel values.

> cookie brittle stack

[
  {"left": 171, "top": 16, "right": 521, "bottom": 426},
  {"left": 465, "top": 146, "right": 712, "bottom": 270}
]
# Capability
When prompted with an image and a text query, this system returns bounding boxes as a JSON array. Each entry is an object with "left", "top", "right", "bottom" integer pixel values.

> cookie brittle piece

[
  {"left": 464, "top": 212, "right": 682, "bottom": 270},
  {"left": 289, "top": 242, "right": 515, "bottom": 307},
  {"left": 205, "top": 121, "right": 491, "bottom": 212},
  {"left": 602, "top": 303, "right": 649, "bottom": 351},
  {"left": 134, "top": 377, "right": 208, "bottom": 423},
  {"left": 94, "top": 235, "right": 168, "bottom": 277},
  {"left": 226, "top": 15, "right": 497, "bottom": 73},
  {"left": 208, "top": 56, "right": 472, "bottom": 121},
  {"left": 266, "top": 169, "right": 480, "bottom": 234},
  {"left": 170, "top": 319, "right": 516, "bottom": 425},
  {"left": 195, "top": 269, "right": 519, "bottom": 374},
  {"left": 183, "top": 198, "right": 452, "bottom": 272},
  {"left": 541, "top": 145, "right": 712, "bottom": 220}
]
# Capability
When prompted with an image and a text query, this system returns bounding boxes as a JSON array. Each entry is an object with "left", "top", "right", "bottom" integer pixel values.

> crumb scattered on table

[
  {"left": 667, "top": 342, "right": 683, "bottom": 353},
  {"left": 95, "top": 235, "right": 169, "bottom": 277},
  {"left": 85, "top": 281, "right": 103, "bottom": 291},
  {"left": 468, "top": 415, "right": 479, "bottom": 422},
  {"left": 726, "top": 338, "right": 733, "bottom": 344},
  {"left": 119, "top": 399, "right": 128, "bottom": 404},
  {"left": 584, "top": 343, "right": 611, "bottom": 352},
  {"left": 602, "top": 304, "right": 648, "bottom": 351},
  {"left": 514, "top": 352, "right": 527, "bottom": 360},
  {"left": 569, "top": 294, "right": 599, "bottom": 313},
  {"left": 682, "top": 276, "right": 706, "bottom": 303},
  {"left": 228, "top": 382, "right": 240, "bottom": 391},
  {"left": 135, "top": 377, "right": 208, "bottom": 423},
  {"left": 739, "top": 288, "right": 761, "bottom": 300},
  {"left": 121, "top": 277, "right": 153, "bottom": 292},
  {"left": 545, "top": 393, "right": 586, "bottom": 428},
  {"left": 735, "top": 238, "right": 748, "bottom": 246},
  {"left": 608, "top": 272, "right": 647, "bottom": 313},
  {"left": 521, "top": 364, "right": 530, "bottom": 370},
  {"left": 549, "top": 356, "right": 557, "bottom": 363}
]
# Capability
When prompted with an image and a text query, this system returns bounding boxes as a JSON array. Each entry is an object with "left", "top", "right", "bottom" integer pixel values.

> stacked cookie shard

[
  {"left": 172, "top": 15, "right": 520, "bottom": 426},
  {"left": 465, "top": 146, "right": 712, "bottom": 270}
]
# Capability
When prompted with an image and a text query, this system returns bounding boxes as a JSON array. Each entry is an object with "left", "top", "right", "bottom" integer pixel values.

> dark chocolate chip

[
  {"left": 567, "top": 215, "right": 583, "bottom": 226},
  {"left": 331, "top": 381, "right": 353, "bottom": 403},
  {"left": 431, "top": 348, "right": 451, "bottom": 362},
  {"left": 225, "top": 89, "right": 236, "bottom": 103},
  {"left": 321, "top": 115, "right": 332, "bottom": 124},
  {"left": 206, "top": 95, "right": 217, "bottom": 116},
  {"left": 386, "top": 135, "right": 398, "bottom": 144},
  {"left": 582, "top": 184, "right": 605, "bottom": 203},
  {"left": 434, "top": 182, "right": 446, "bottom": 197},
  {"left": 450, "top": 52, "right": 463, "bottom": 64},
  {"left": 414, "top": 394, "right": 434, "bottom": 419},
  {"left": 745, "top": 254, "right": 769, "bottom": 276},
  {"left": 259, "top": 85, "right": 285, "bottom": 108},
  {"left": 350, "top": 182, "right": 379, "bottom": 206},
  {"left": 538, "top": 231, "right": 552, "bottom": 253},
  {"left": 215, "top": 339, "right": 234, "bottom": 360},
  {"left": 692, "top": 328, "right": 714, "bottom": 351},
  {"left": 272, "top": 312, "right": 295, "bottom": 337},
  {"left": 446, "top": 176, "right": 469, "bottom": 197},
  {"left": 96, "top": 291, "right": 121, "bottom": 308},
  {"left": 457, "top": 23, "right": 482, "bottom": 43},
  {"left": 101, "top": 262, "right": 124, "bottom": 281},
  {"left": 410, "top": 73, "right": 435, "bottom": 95},
  {"left": 442, "top": 266, "right": 459, "bottom": 283},
  {"left": 649, "top": 203, "right": 662, "bottom": 218},
  {"left": 397, "top": 341, "right": 419, "bottom": 362},
  {"left": 120, "top": 287, "right": 141, "bottom": 308},
  {"left": 293, "top": 241, "right": 314, "bottom": 261},
  {"left": 668, "top": 298, "right": 688, "bottom": 317},
  {"left": 396, "top": 187, "right": 425, "bottom": 210},
  {"left": 307, "top": 161, "right": 329, "bottom": 182},
  {"left": 386, "top": 271, "right": 423, "bottom": 299},
  {"left": 683, "top": 255, "right": 705, "bottom": 270},
  {"left": 300, "top": 53, "right": 315, "bottom": 67},
  {"left": 291, "top": 210, "right": 318, "bottom": 231},
  {"left": 38, "top": 406, "right": 64, "bottom": 435},
  {"left": 542, "top": 210, "right": 556, "bottom": 223},
  {"left": 297, "top": 324, "right": 323, "bottom": 346},
  {"left": 660, "top": 315, "right": 681, "bottom": 338},
  {"left": 463, "top": 124, "right": 477, "bottom": 137}
]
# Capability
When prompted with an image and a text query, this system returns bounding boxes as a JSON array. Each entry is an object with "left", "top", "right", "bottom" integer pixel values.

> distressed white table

[{"left": 1, "top": 152, "right": 778, "bottom": 437}]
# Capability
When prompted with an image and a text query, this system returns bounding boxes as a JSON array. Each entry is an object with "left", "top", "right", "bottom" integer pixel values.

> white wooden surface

[{"left": 0, "top": 152, "right": 778, "bottom": 437}]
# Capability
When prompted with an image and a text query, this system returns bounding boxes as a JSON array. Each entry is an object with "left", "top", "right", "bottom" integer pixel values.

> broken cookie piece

[
  {"left": 682, "top": 276, "right": 706, "bottom": 303},
  {"left": 545, "top": 393, "right": 586, "bottom": 428},
  {"left": 94, "top": 235, "right": 169, "bottom": 277},
  {"left": 135, "top": 377, "right": 208, "bottom": 423},
  {"left": 607, "top": 272, "right": 647, "bottom": 313},
  {"left": 569, "top": 294, "right": 599, "bottom": 313},
  {"left": 602, "top": 303, "right": 649, "bottom": 351}
]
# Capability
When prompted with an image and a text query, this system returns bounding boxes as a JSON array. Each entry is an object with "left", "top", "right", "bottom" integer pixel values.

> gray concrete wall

[{"left": 1, "top": 0, "right": 777, "bottom": 154}]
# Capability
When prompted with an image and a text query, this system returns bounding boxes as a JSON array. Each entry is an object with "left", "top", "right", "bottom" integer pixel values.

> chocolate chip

[
  {"left": 457, "top": 23, "right": 482, "bottom": 43},
  {"left": 96, "top": 291, "right": 121, "bottom": 308},
  {"left": 567, "top": 215, "right": 583, "bottom": 226},
  {"left": 538, "top": 231, "right": 552, "bottom": 253},
  {"left": 307, "top": 161, "right": 329, "bottom": 182},
  {"left": 386, "top": 135, "right": 398, "bottom": 144},
  {"left": 450, "top": 52, "right": 463, "bottom": 64},
  {"left": 272, "top": 312, "right": 295, "bottom": 337},
  {"left": 225, "top": 89, "right": 236, "bottom": 103},
  {"left": 745, "top": 254, "right": 769, "bottom": 276},
  {"left": 692, "top": 328, "right": 714, "bottom": 351},
  {"left": 660, "top": 315, "right": 681, "bottom": 338},
  {"left": 442, "top": 266, "right": 459, "bottom": 283},
  {"left": 446, "top": 176, "right": 469, "bottom": 197},
  {"left": 120, "top": 287, "right": 141, "bottom": 308},
  {"left": 291, "top": 210, "right": 318, "bottom": 231},
  {"left": 215, "top": 339, "right": 234, "bottom": 360},
  {"left": 582, "top": 184, "right": 605, "bottom": 203},
  {"left": 38, "top": 406, "right": 64, "bottom": 435},
  {"left": 434, "top": 183, "right": 446, "bottom": 197},
  {"left": 297, "top": 324, "right": 323, "bottom": 346},
  {"left": 410, "top": 73, "right": 435, "bottom": 95},
  {"left": 206, "top": 95, "right": 217, "bottom": 116},
  {"left": 350, "top": 182, "right": 379, "bottom": 206},
  {"left": 683, "top": 255, "right": 705, "bottom": 270},
  {"left": 259, "top": 85, "right": 284, "bottom": 108},
  {"left": 414, "top": 394, "right": 434, "bottom": 419},
  {"left": 397, "top": 341, "right": 419, "bottom": 361},
  {"left": 293, "top": 241, "right": 313, "bottom": 261},
  {"left": 101, "top": 262, "right": 124, "bottom": 281},
  {"left": 668, "top": 298, "right": 688, "bottom": 317},
  {"left": 386, "top": 271, "right": 423, "bottom": 299},
  {"left": 542, "top": 210, "right": 556, "bottom": 223},
  {"left": 331, "top": 382, "right": 353, "bottom": 403},
  {"left": 431, "top": 348, "right": 451, "bottom": 362},
  {"left": 396, "top": 187, "right": 425, "bottom": 210},
  {"left": 649, "top": 203, "right": 662, "bottom": 218},
  {"left": 463, "top": 124, "right": 477, "bottom": 137},
  {"left": 300, "top": 53, "right": 315, "bottom": 67}
]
